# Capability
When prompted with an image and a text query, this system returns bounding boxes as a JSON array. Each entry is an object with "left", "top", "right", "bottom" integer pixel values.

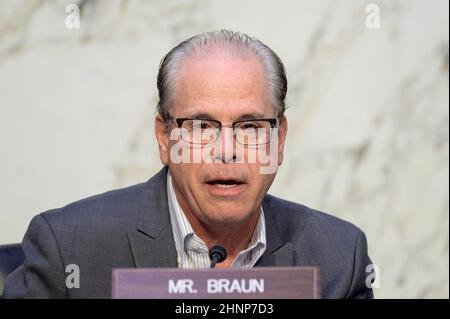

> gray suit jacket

[{"left": 4, "top": 167, "right": 373, "bottom": 299}]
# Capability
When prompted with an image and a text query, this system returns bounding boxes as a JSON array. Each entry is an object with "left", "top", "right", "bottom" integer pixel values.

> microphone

[{"left": 209, "top": 245, "right": 227, "bottom": 268}]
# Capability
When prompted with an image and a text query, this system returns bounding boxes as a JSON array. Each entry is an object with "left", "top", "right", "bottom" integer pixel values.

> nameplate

[{"left": 112, "top": 267, "right": 320, "bottom": 299}]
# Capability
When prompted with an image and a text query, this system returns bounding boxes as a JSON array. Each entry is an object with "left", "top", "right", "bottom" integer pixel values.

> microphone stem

[{"left": 210, "top": 256, "right": 219, "bottom": 268}]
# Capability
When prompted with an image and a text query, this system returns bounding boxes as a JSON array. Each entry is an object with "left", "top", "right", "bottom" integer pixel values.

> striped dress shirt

[{"left": 167, "top": 171, "right": 267, "bottom": 269}]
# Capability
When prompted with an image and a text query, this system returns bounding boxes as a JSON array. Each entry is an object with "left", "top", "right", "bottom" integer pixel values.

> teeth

[{"left": 214, "top": 183, "right": 238, "bottom": 188}]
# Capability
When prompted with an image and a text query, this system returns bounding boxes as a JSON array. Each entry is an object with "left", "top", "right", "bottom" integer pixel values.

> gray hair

[{"left": 156, "top": 29, "right": 287, "bottom": 121}]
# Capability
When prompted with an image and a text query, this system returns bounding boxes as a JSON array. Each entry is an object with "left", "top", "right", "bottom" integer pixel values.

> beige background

[{"left": 0, "top": 0, "right": 448, "bottom": 298}]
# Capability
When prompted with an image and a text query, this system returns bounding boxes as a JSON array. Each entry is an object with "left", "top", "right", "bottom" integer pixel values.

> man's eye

[
  {"left": 239, "top": 122, "right": 260, "bottom": 130},
  {"left": 192, "top": 121, "right": 213, "bottom": 129}
]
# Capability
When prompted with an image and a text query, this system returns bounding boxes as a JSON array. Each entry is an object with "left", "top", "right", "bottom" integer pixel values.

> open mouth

[{"left": 206, "top": 179, "right": 245, "bottom": 189}]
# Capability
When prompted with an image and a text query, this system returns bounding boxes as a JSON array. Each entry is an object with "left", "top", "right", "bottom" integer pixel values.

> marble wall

[{"left": 0, "top": 0, "right": 448, "bottom": 298}]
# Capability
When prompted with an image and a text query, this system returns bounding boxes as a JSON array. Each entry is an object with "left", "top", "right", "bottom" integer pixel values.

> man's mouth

[
  {"left": 205, "top": 177, "right": 247, "bottom": 196},
  {"left": 206, "top": 179, "right": 245, "bottom": 189}
]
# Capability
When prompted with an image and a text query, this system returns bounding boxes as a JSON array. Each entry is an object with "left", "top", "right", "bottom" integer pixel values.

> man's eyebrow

[
  {"left": 235, "top": 112, "right": 267, "bottom": 121},
  {"left": 188, "top": 112, "right": 216, "bottom": 120},
  {"left": 185, "top": 112, "right": 268, "bottom": 121}
]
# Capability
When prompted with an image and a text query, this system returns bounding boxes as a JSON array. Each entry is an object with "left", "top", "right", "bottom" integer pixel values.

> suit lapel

[
  {"left": 127, "top": 166, "right": 178, "bottom": 268},
  {"left": 127, "top": 228, "right": 177, "bottom": 268},
  {"left": 255, "top": 197, "right": 295, "bottom": 267}
]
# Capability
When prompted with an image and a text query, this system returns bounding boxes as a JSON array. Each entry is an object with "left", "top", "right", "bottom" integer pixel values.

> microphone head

[{"left": 209, "top": 245, "right": 228, "bottom": 263}]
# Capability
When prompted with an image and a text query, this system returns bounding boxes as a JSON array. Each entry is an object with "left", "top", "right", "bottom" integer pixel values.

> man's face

[{"left": 155, "top": 52, "right": 287, "bottom": 228}]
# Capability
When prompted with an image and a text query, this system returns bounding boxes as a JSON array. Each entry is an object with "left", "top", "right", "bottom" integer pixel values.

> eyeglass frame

[{"left": 165, "top": 114, "right": 280, "bottom": 146}]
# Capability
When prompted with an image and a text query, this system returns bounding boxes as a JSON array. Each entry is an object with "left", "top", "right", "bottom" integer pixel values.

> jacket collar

[
  {"left": 127, "top": 166, "right": 178, "bottom": 268},
  {"left": 254, "top": 196, "right": 295, "bottom": 266}
]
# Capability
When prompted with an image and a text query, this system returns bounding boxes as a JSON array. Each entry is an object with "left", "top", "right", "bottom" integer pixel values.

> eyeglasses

[{"left": 167, "top": 115, "right": 279, "bottom": 146}]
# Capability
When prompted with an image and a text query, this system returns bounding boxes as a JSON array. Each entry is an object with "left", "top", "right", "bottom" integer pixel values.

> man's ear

[
  {"left": 155, "top": 115, "right": 170, "bottom": 165},
  {"left": 277, "top": 115, "right": 288, "bottom": 166}
]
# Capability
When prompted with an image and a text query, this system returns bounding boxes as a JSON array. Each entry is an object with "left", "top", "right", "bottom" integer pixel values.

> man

[{"left": 4, "top": 30, "right": 374, "bottom": 298}]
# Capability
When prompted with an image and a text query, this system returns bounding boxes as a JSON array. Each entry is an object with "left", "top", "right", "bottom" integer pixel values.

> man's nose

[{"left": 216, "top": 127, "right": 236, "bottom": 163}]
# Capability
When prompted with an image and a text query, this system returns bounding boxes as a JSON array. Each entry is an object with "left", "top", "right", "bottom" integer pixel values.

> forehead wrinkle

[
  {"left": 176, "top": 44, "right": 267, "bottom": 90},
  {"left": 176, "top": 58, "right": 268, "bottom": 101}
]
